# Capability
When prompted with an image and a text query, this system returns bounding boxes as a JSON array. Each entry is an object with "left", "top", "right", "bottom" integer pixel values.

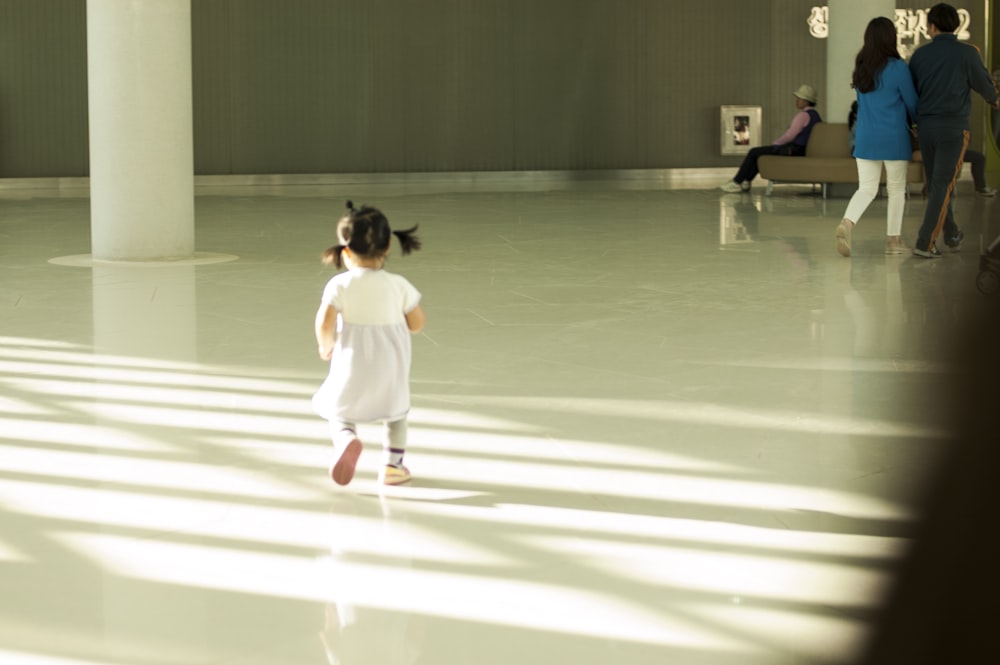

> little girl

[{"left": 312, "top": 201, "right": 425, "bottom": 486}]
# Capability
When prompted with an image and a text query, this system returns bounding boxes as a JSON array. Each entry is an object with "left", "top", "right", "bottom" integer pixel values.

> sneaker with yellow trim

[{"left": 379, "top": 464, "right": 411, "bottom": 486}]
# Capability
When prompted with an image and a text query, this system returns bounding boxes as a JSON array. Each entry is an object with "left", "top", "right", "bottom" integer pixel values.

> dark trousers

[
  {"left": 733, "top": 143, "right": 805, "bottom": 184},
  {"left": 916, "top": 126, "right": 968, "bottom": 250}
]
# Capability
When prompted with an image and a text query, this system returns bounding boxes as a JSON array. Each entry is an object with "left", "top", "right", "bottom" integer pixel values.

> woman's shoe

[
  {"left": 836, "top": 219, "right": 853, "bottom": 257},
  {"left": 885, "top": 236, "right": 907, "bottom": 254}
]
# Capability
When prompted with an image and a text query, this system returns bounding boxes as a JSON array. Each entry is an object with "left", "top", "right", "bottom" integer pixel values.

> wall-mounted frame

[{"left": 720, "top": 106, "right": 762, "bottom": 156}]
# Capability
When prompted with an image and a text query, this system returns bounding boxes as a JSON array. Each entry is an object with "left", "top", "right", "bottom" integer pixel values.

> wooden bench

[{"left": 758, "top": 123, "right": 923, "bottom": 197}]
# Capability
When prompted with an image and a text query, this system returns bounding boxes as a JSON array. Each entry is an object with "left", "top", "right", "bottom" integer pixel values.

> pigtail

[
  {"left": 392, "top": 225, "right": 422, "bottom": 255},
  {"left": 318, "top": 200, "right": 357, "bottom": 268},
  {"left": 321, "top": 245, "right": 346, "bottom": 268}
]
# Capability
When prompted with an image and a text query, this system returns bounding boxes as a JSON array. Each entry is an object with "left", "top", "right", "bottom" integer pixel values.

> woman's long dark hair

[{"left": 852, "top": 17, "right": 901, "bottom": 93}]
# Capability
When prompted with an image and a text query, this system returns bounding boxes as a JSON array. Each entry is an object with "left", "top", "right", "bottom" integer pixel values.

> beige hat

[{"left": 793, "top": 84, "right": 817, "bottom": 103}]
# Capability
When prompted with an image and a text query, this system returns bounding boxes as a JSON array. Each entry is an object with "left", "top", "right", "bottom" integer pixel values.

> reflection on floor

[{"left": 1, "top": 176, "right": 996, "bottom": 664}]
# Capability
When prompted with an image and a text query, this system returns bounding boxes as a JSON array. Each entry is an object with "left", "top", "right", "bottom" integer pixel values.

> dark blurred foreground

[{"left": 857, "top": 299, "right": 1000, "bottom": 664}]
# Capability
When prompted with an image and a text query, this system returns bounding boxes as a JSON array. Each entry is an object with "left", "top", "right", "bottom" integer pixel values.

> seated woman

[{"left": 720, "top": 84, "right": 822, "bottom": 192}]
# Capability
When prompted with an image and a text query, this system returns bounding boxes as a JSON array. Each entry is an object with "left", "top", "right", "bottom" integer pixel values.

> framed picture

[{"left": 720, "top": 106, "right": 762, "bottom": 156}]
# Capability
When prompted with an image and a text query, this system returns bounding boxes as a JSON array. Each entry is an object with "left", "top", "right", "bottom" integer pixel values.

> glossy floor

[{"left": 1, "top": 176, "right": 995, "bottom": 665}]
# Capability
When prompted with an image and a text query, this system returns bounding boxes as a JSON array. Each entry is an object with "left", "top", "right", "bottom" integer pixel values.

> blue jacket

[
  {"left": 909, "top": 34, "right": 998, "bottom": 130},
  {"left": 853, "top": 58, "right": 918, "bottom": 161}
]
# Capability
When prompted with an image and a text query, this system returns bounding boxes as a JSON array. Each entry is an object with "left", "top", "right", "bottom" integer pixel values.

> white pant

[
  {"left": 843, "top": 159, "right": 909, "bottom": 236},
  {"left": 330, "top": 417, "right": 408, "bottom": 464}
]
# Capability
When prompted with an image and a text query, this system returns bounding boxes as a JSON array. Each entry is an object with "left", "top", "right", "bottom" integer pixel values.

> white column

[
  {"left": 87, "top": 0, "right": 194, "bottom": 262},
  {"left": 827, "top": 0, "right": 896, "bottom": 126}
]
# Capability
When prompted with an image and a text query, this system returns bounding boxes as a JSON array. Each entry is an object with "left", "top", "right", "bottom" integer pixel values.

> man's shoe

[
  {"left": 912, "top": 246, "right": 943, "bottom": 259},
  {"left": 977, "top": 186, "right": 997, "bottom": 197},
  {"left": 720, "top": 181, "right": 743, "bottom": 193},
  {"left": 943, "top": 230, "right": 964, "bottom": 249}
]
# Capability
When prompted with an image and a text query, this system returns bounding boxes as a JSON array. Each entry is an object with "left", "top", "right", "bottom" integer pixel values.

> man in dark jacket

[{"left": 908, "top": 3, "right": 1000, "bottom": 258}]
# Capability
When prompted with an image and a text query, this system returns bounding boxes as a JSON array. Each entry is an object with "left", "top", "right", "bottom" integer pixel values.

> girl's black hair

[
  {"left": 852, "top": 17, "right": 901, "bottom": 94},
  {"left": 322, "top": 200, "right": 421, "bottom": 268}
]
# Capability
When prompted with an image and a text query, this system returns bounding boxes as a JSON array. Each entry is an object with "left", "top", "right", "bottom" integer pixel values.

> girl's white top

[{"left": 312, "top": 267, "right": 421, "bottom": 423}]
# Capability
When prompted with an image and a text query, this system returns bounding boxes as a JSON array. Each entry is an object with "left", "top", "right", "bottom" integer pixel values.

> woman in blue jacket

[{"left": 836, "top": 17, "right": 918, "bottom": 256}]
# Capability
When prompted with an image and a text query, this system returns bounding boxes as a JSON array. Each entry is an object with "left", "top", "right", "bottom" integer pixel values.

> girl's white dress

[{"left": 312, "top": 267, "right": 421, "bottom": 423}]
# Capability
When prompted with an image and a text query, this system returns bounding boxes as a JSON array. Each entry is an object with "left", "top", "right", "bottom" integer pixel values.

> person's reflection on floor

[
  {"left": 719, "top": 194, "right": 759, "bottom": 244},
  {"left": 320, "top": 600, "right": 423, "bottom": 665},
  {"left": 318, "top": 495, "right": 424, "bottom": 665}
]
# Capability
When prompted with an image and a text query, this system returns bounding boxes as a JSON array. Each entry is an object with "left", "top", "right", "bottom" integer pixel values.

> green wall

[
  {"left": 188, "top": 0, "right": 826, "bottom": 175},
  {"left": 0, "top": 0, "right": 88, "bottom": 177},
  {"left": 6, "top": 1, "right": 989, "bottom": 178}
]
